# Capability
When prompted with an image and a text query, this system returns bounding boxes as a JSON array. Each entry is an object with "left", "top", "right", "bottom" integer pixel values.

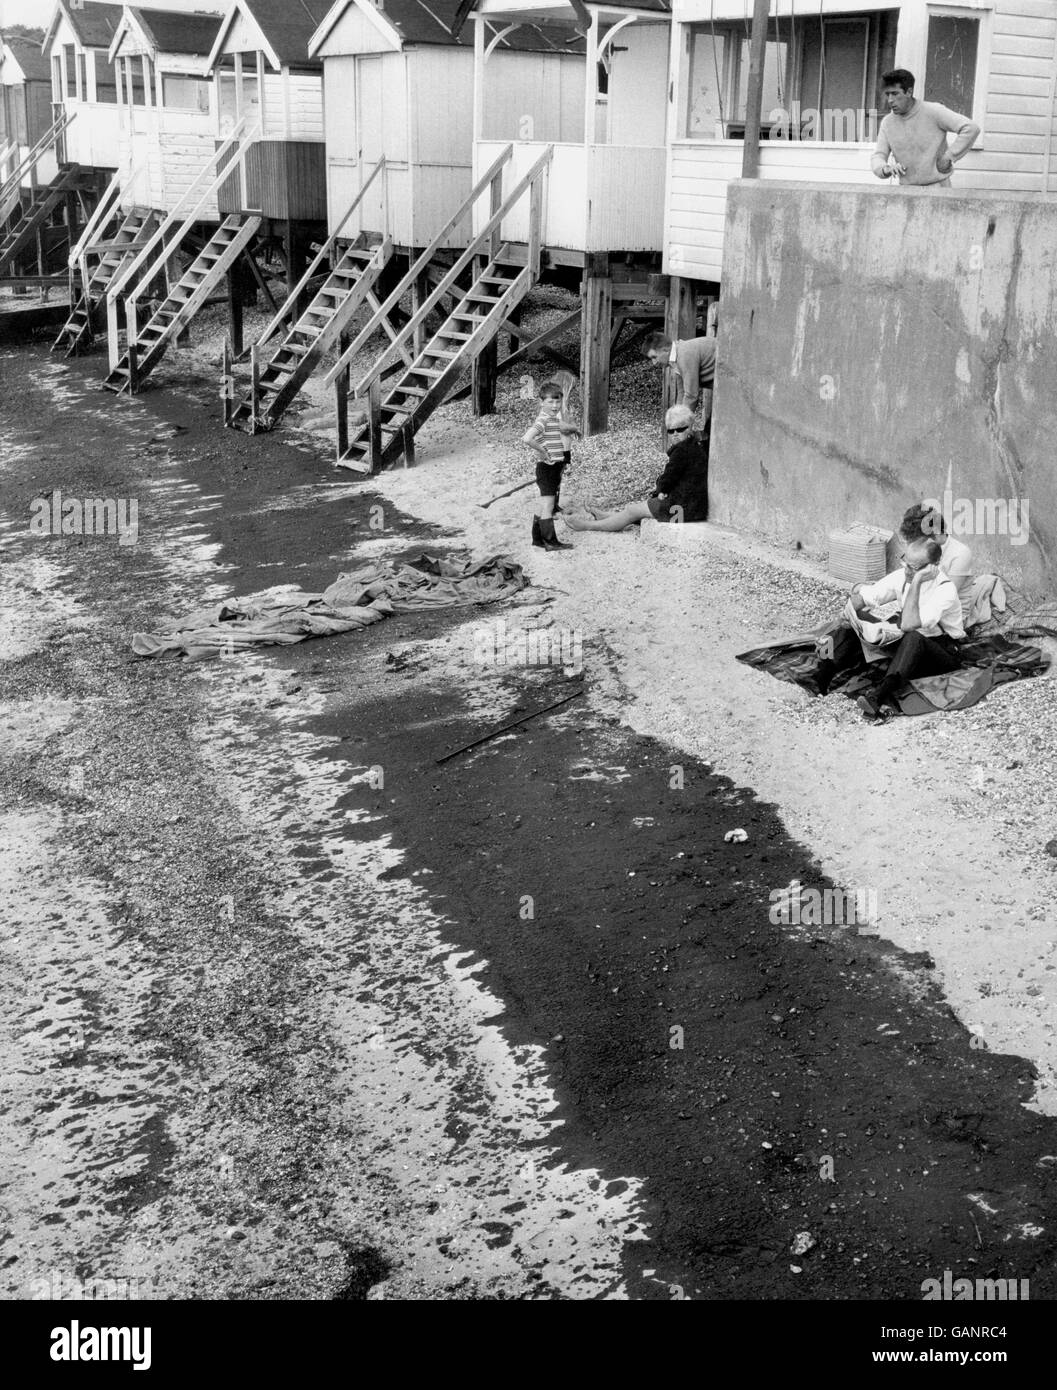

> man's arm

[
  {"left": 934, "top": 104, "right": 980, "bottom": 168},
  {"left": 871, "top": 125, "right": 896, "bottom": 178},
  {"left": 674, "top": 345, "right": 698, "bottom": 410}
]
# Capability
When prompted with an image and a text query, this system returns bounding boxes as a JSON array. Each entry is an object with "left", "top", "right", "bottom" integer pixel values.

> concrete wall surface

[{"left": 712, "top": 180, "right": 1057, "bottom": 594}]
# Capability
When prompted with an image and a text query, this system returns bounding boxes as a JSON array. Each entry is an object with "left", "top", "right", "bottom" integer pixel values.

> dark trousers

[
  {"left": 876, "top": 629, "right": 960, "bottom": 699},
  {"left": 818, "top": 623, "right": 960, "bottom": 698}
]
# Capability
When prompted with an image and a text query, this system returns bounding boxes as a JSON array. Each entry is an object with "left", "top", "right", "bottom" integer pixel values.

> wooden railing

[
  {"left": 106, "top": 120, "right": 260, "bottom": 371},
  {"left": 325, "top": 144, "right": 552, "bottom": 401},
  {"left": 0, "top": 109, "right": 75, "bottom": 204},
  {"left": 322, "top": 144, "right": 515, "bottom": 391},
  {"left": 253, "top": 155, "right": 388, "bottom": 355}
]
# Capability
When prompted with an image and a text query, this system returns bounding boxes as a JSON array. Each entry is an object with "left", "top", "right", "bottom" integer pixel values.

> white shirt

[
  {"left": 860, "top": 568, "right": 966, "bottom": 640},
  {"left": 939, "top": 534, "right": 973, "bottom": 586}
]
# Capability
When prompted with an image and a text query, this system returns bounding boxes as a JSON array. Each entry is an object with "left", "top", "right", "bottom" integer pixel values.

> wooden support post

[
  {"left": 471, "top": 256, "right": 497, "bottom": 416},
  {"left": 400, "top": 421, "right": 416, "bottom": 469},
  {"left": 742, "top": 0, "right": 771, "bottom": 179},
  {"left": 336, "top": 329, "right": 350, "bottom": 459},
  {"left": 221, "top": 338, "right": 233, "bottom": 427},
  {"left": 662, "top": 274, "right": 697, "bottom": 434},
  {"left": 580, "top": 253, "right": 611, "bottom": 437},
  {"left": 226, "top": 266, "right": 244, "bottom": 358},
  {"left": 249, "top": 343, "right": 260, "bottom": 432},
  {"left": 284, "top": 221, "right": 305, "bottom": 307},
  {"left": 367, "top": 376, "right": 382, "bottom": 471}
]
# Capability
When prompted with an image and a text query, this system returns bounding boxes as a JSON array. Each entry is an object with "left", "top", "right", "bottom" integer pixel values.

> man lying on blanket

[{"left": 815, "top": 536, "right": 965, "bottom": 720}]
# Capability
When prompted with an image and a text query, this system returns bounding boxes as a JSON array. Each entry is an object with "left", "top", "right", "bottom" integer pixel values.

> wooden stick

[
  {"left": 435, "top": 687, "right": 584, "bottom": 765},
  {"left": 478, "top": 478, "right": 535, "bottom": 509}
]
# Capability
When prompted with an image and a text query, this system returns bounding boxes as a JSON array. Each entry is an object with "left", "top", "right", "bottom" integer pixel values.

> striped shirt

[{"left": 527, "top": 410, "right": 567, "bottom": 464}]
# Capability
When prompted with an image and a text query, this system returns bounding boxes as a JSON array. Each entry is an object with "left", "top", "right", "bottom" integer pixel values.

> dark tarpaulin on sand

[
  {"left": 736, "top": 615, "right": 1055, "bottom": 716},
  {"left": 132, "top": 554, "right": 527, "bottom": 660}
]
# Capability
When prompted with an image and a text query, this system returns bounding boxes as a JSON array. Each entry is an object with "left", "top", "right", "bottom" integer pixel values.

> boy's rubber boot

[
  {"left": 539, "top": 517, "right": 572, "bottom": 550},
  {"left": 531, "top": 516, "right": 545, "bottom": 548}
]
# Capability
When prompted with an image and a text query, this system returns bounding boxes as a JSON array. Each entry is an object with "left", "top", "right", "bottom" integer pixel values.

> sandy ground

[
  {"left": 2, "top": 291, "right": 1056, "bottom": 1304},
  {"left": 262, "top": 356, "right": 1057, "bottom": 1123}
]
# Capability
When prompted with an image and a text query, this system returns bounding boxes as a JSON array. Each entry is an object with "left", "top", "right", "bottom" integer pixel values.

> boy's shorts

[{"left": 535, "top": 451, "right": 570, "bottom": 498}]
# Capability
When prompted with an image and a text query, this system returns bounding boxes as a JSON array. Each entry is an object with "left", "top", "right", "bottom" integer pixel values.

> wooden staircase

[
  {"left": 104, "top": 213, "right": 261, "bottom": 394},
  {"left": 0, "top": 163, "right": 94, "bottom": 274},
  {"left": 229, "top": 237, "right": 393, "bottom": 433},
  {"left": 52, "top": 206, "right": 155, "bottom": 356},
  {"left": 326, "top": 143, "right": 552, "bottom": 473},
  {"left": 338, "top": 253, "right": 530, "bottom": 471}
]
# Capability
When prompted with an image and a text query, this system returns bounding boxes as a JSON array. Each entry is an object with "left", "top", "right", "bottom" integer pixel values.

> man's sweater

[{"left": 871, "top": 101, "right": 980, "bottom": 185}]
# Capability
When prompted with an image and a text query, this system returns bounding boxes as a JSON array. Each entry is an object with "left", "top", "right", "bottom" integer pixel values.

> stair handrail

[
  {"left": 68, "top": 155, "right": 142, "bottom": 269},
  {"left": 323, "top": 143, "right": 515, "bottom": 389},
  {"left": 329, "top": 144, "right": 553, "bottom": 400},
  {"left": 0, "top": 109, "right": 75, "bottom": 204},
  {"left": 255, "top": 155, "right": 387, "bottom": 353},
  {"left": 107, "top": 118, "right": 256, "bottom": 308}
]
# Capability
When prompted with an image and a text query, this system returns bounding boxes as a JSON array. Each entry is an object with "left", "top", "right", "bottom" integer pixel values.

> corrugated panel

[{"left": 585, "top": 144, "right": 665, "bottom": 251}]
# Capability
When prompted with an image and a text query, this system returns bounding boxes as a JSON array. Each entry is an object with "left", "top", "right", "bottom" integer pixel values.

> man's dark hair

[
  {"left": 900, "top": 502, "right": 946, "bottom": 542},
  {"left": 882, "top": 69, "right": 915, "bottom": 92},
  {"left": 643, "top": 331, "right": 672, "bottom": 357}
]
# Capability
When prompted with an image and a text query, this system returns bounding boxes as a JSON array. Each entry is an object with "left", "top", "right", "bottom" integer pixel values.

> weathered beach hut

[
  {"left": 318, "top": 0, "right": 674, "bottom": 469},
  {"left": 99, "top": 0, "right": 331, "bottom": 394},
  {"left": 663, "top": 0, "right": 1057, "bottom": 290}
]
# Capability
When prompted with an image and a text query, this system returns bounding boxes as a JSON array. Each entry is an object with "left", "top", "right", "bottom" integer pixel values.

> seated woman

[{"left": 566, "top": 405, "right": 709, "bottom": 532}]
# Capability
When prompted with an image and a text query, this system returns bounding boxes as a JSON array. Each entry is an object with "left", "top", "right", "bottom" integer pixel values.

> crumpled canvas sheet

[
  {"left": 736, "top": 576, "right": 1055, "bottom": 717},
  {"left": 132, "top": 554, "right": 528, "bottom": 660}
]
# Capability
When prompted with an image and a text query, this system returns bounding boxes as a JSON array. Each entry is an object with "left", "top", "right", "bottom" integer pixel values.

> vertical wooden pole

[
  {"left": 226, "top": 266, "right": 244, "bottom": 357},
  {"left": 583, "top": 11, "right": 600, "bottom": 144},
  {"left": 336, "top": 329, "right": 350, "bottom": 459},
  {"left": 222, "top": 338, "right": 233, "bottom": 426},
  {"left": 663, "top": 274, "right": 696, "bottom": 430},
  {"left": 400, "top": 421, "right": 416, "bottom": 469},
  {"left": 368, "top": 376, "right": 382, "bottom": 470},
  {"left": 580, "top": 252, "right": 611, "bottom": 437},
  {"left": 250, "top": 342, "right": 260, "bottom": 431},
  {"left": 472, "top": 17, "right": 485, "bottom": 146},
  {"left": 472, "top": 253, "right": 497, "bottom": 416},
  {"left": 742, "top": 0, "right": 771, "bottom": 178}
]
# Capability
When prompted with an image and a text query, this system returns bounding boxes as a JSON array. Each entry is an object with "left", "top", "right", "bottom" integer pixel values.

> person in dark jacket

[{"left": 565, "top": 405, "right": 709, "bottom": 532}]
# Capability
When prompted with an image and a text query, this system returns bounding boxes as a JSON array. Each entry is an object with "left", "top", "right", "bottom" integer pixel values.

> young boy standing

[{"left": 523, "top": 382, "right": 578, "bottom": 550}]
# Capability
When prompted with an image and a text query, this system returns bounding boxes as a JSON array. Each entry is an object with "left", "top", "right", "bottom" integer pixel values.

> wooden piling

[{"left": 580, "top": 253, "right": 612, "bottom": 436}]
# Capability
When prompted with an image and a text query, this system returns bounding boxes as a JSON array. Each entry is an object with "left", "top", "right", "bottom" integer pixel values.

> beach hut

[
  {"left": 319, "top": 0, "right": 674, "bottom": 467},
  {"left": 663, "top": 0, "right": 1057, "bottom": 292},
  {"left": 99, "top": 0, "right": 332, "bottom": 394}
]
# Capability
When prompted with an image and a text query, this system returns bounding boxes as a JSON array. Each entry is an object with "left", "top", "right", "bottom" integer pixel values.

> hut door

[{"left": 355, "top": 55, "right": 387, "bottom": 234}]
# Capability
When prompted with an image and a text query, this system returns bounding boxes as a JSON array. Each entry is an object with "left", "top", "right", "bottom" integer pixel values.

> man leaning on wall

[{"left": 871, "top": 68, "right": 980, "bottom": 186}]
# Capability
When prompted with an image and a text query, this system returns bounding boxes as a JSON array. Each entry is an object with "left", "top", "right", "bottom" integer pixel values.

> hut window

[
  {"left": 78, "top": 53, "right": 88, "bottom": 101},
  {"left": 52, "top": 56, "right": 62, "bottom": 102},
  {"left": 64, "top": 45, "right": 77, "bottom": 98},
  {"left": 94, "top": 52, "right": 117, "bottom": 105},
  {"left": 924, "top": 12, "right": 980, "bottom": 119},
  {"left": 686, "top": 10, "right": 898, "bottom": 143},
  {"left": 162, "top": 76, "right": 211, "bottom": 114}
]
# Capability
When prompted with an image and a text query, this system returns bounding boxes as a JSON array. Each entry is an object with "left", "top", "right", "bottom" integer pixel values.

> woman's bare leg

[{"left": 565, "top": 501, "right": 653, "bottom": 532}]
